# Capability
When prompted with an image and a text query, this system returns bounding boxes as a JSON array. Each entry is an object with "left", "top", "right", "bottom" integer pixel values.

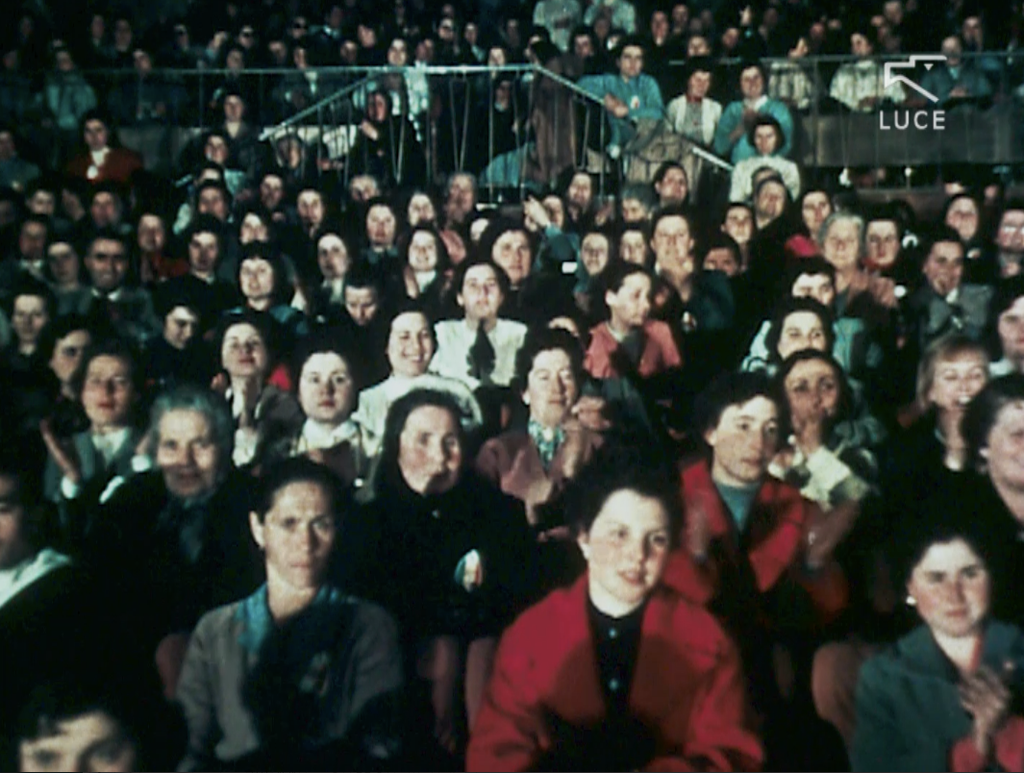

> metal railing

[{"left": 12, "top": 51, "right": 1024, "bottom": 193}]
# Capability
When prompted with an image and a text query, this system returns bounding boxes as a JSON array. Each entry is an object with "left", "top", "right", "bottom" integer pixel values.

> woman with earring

[{"left": 851, "top": 513, "right": 1024, "bottom": 771}]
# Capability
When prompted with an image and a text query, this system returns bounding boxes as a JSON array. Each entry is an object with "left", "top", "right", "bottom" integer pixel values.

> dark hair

[
  {"left": 984, "top": 275, "right": 1024, "bottom": 360},
  {"left": 71, "top": 337, "right": 141, "bottom": 402},
  {"left": 893, "top": 507, "right": 992, "bottom": 595},
  {"left": 764, "top": 297, "right": 836, "bottom": 363},
  {"left": 252, "top": 455, "right": 352, "bottom": 524},
  {"left": 940, "top": 192, "right": 981, "bottom": 235},
  {"left": 513, "top": 326, "right": 585, "bottom": 397},
  {"left": 747, "top": 114, "right": 785, "bottom": 153},
  {"left": 650, "top": 205, "right": 693, "bottom": 241},
  {"left": 343, "top": 260, "right": 384, "bottom": 295},
  {"left": 237, "top": 241, "right": 289, "bottom": 306},
  {"left": 784, "top": 256, "right": 836, "bottom": 291},
  {"left": 83, "top": 227, "right": 127, "bottom": 260},
  {"left": 692, "top": 371, "right": 777, "bottom": 438},
  {"left": 923, "top": 224, "right": 966, "bottom": 257},
  {"left": 963, "top": 374, "right": 1024, "bottom": 474},
  {"left": 652, "top": 161, "right": 687, "bottom": 188},
  {"left": 5, "top": 275, "right": 56, "bottom": 320},
  {"left": 373, "top": 389, "right": 464, "bottom": 495},
  {"left": 564, "top": 442, "right": 682, "bottom": 545},
  {"left": 213, "top": 308, "right": 276, "bottom": 367},
  {"left": 195, "top": 178, "right": 231, "bottom": 209},
  {"left": 293, "top": 332, "right": 355, "bottom": 392},
  {"left": 398, "top": 225, "right": 451, "bottom": 275},
  {"left": 36, "top": 313, "right": 92, "bottom": 365},
  {"left": 774, "top": 349, "right": 851, "bottom": 434},
  {"left": 386, "top": 298, "right": 436, "bottom": 344},
  {"left": 684, "top": 55, "right": 714, "bottom": 81},
  {"left": 453, "top": 255, "right": 510, "bottom": 298},
  {"left": 599, "top": 260, "right": 650, "bottom": 296},
  {"left": 186, "top": 213, "right": 224, "bottom": 254},
  {"left": 700, "top": 231, "right": 742, "bottom": 269},
  {"left": 613, "top": 33, "right": 646, "bottom": 58},
  {"left": 753, "top": 174, "right": 790, "bottom": 205},
  {"left": 738, "top": 59, "right": 768, "bottom": 86},
  {"left": 477, "top": 217, "right": 534, "bottom": 271}
]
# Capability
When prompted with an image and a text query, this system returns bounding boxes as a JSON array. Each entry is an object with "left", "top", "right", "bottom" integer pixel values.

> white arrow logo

[{"left": 883, "top": 55, "right": 947, "bottom": 103}]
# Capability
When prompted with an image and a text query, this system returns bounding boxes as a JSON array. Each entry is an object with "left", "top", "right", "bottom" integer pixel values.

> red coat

[
  {"left": 466, "top": 576, "right": 764, "bottom": 772},
  {"left": 66, "top": 147, "right": 144, "bottom": 185},
  {"left": 662, "top": 460, "right": 848, "bottom": 632},
  {"left": 584, "top": 319, "right": 683, "bottom": 380}
]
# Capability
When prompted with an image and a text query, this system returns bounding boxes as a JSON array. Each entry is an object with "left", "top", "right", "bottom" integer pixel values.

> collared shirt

[
  {"left": 92, "top": 426, "right": 130, "bottom": 467},
  {"left": 431, "top": 318, "right": 528, "bottom": 390},
  {"left": 295, "top": 418, "right": 360, "bottom": 452},
  {"left": 528, "top": 419, "right": 565, "bottom": 471}
]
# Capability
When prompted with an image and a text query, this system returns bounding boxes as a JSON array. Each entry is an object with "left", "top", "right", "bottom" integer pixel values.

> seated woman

[
  {"left": 40, "top": 338, "right": 145, "bottom": 548},
  {"left": 572, "top": 227, "right": 616, "bottom": 322},
  {"left": 584, "top": 262, "right": 682, "bottom": 382},
  {"left": 748, "top": 296, "right": 887, "bottom": 448},
  {"left": 398, "top": 225, "right": 452, "bottom": 321},
  {"left": 312, "top": 229, "right": 352, "bottom": 319},
  {"left": 266, "top": 337, "right": 374, "bottom": 487},
  {"left": 476, "top": 327, "right": 603, "bottom": 529},
  {"left": 728, "top": 115, "right": 802, "bottom": 204},
  {"left": 349, "top": 389, "right": 536, "bottom": 760},
  {"left": 233, "top": 240, "right": 309, "bottom": 352},
  {"left": 467, "top": 443, "right": 763, "bottom": 771},
  {"left": 352, "top": 303, "right": 482, "bottom": 447},
  {"left": 852, "top": 514, "right": 1024, "bottom": 772},
  {"left": 176, "top": 457, "right": 404, "bottom": 771},
  {"left": 214, "top": 310, "right": 303, "bottom": 470},
  {"left": 771, "top": 350, "right": 878, "bottom": 510}
]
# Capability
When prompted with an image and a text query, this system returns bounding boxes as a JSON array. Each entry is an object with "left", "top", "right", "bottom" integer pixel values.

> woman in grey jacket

[
  {"left": 851, "top": 514, "right": 1024, "bottom": 772},
  {"left": 175, "top": 457, "right": 404, "bottom": 771}
]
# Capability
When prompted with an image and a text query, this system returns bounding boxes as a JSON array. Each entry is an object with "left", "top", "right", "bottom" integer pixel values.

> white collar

[
  {"left": 92, "top": 427, "right": 131, "bottom": 463},
  {"left": 0, "top": 549, "right": 72, "bottom": 610},
  {"left": 299, "top": 418, "right": 358, "bottom": 450}
]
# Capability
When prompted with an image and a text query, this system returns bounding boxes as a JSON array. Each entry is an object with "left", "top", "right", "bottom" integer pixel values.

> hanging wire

[
  {"left": 458, "top": 74, "right": 471, "bottom": 172},
  {"left": 488, "top": 72, "right": 495, "bottom": 203},
  {"left": 448, "top": 76, "right": 459, "bottom": 174},
  {"left": 580, "top": 92, "right": 590, "bottom": 169},
  {"left": 516, "top": 69, "right": 529, "bottom": 201}
]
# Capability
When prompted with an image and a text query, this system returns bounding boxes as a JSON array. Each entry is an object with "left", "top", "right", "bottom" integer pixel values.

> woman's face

[
  {"left": 239, "top": 257, "right": 275, "bottom": 304},
  {"left": 491, "top": 229, "right": 532, "bottom": 287},
  {"left": 397, "top": 405, "right": 462, "bottom": 495},
  {"left": 317, "top": 234, "right": 350, "bottom": 280},
  {"left": 580, "top": 233, "right": 610, "bottom": 276},
  {"left": 907, "top": 538, "right": 989, "bottom": 640},
  {"left": 525, "top": 348, "right": 578, "bottom": 428},
  {"left": 137, "top": 214, "right": 166, "bottom": 253},
  {"left": 81, "top": 355, "right": 134, "bottom": 431},
  {"left": 619, "top": 231, "right": 647, "bottom": 266},
  {"left": 997, "top": 297, "right": 1024, "bottom": 364},
  {"left": 387, "top": 311, "right": 435, "bottom": 378},
  {"left": 928, "top": 352, "right": 988, "bottom": 416},
  {"left": 982, "top": 399, "right": 1024, "bottom": 491},
  {"left": 578, "top": 489, "right": 671, "bottom": 617},
  {"left": 47, "top": 242, "right": 80, "bottom": 287},
  {"left": 221, "top": 322, "right": 268, "bottom": 379},
  {"left": 19, "top": 710, "right": 137, "bottom": 773},
  {"left": 407, "top": 231, "right": 439, "bottom": 272},
  {"left": 946, "top": 197, "right": 980, "bottom": 242},
  {"left": 407, "top": 193, "right": 436, "bottom": 226},
  {"left": 239, "top": 213, "right": 268, "bottom": 245},
  {"left": 801, "top": 192, "right": 832, "bottom": 240},
  {"left": 251, "top": 481, "right": 336, "bottom": 594},
  {"left": 777, "top": 311, "right": 828, "bottom": 360},
  {"left": 753, "top": 125, "right": 779, "bottom": 156},
  {"left": 783, "top": 358, "right": 840, "bottom": 427},
  {"left": 298, "top": 352, "right": 354, "bottom": 425}
]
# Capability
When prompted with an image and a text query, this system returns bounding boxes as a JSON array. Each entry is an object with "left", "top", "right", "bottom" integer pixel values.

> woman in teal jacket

[{"left": 852, "top": 515, "right": 1024, "bottom": 772}]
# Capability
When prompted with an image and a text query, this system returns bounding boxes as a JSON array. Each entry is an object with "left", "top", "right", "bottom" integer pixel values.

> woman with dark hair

[
  {"left": 264, "top": 337, "right": 373, "bottom": 486},
  {"left": 349, "top": 389, "right": 536, "bottom": 762},
  {"left": 770, "top": 350, "right": 877, "bottom": 509},
  {"left": 729, "top": 114, "right": 802, "bottom": 203},
  {"left": 176, "top": 457, "right": 404, "bottom": 771},
  {"left": 475, "top": 326, "right": 603, "bottom": 541},
  {"left": 233, "top": 240, "right": 309, "bottom": 350},
  {"left": 213, "top": 310, "right": 303, "bottom": 470},
  {"left": 398, "top": 225, "right": 452, "bottom": 319},
  {"left": 985, "top": 275, "right": 1024, "bottom": 378},
  {"left": 851, "top": 513, "right": 1024, "bottom": 771},
  {"left": 942, "top": 192, "right": 987, "bottom": 277},
  {"left": 40, "top": 338, "right": 144, "bottom": 545},
  {"left": 467, "top": 443, "right": 763, "bottom": 771}
]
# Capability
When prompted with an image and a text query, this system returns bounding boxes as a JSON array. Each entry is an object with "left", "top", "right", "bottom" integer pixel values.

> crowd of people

[{"left": 4, "top": 0, "right": 1024, "bottom": 771}]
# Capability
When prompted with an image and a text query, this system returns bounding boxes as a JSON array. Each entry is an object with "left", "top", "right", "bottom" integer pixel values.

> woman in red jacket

[{"left": 467, "top": 444, "right": 763, "bottom": 772}]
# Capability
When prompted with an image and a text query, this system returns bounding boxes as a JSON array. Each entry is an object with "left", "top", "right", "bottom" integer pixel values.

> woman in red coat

[{"left": 467, "top": 444, "right": 763, "bottom": 772}]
